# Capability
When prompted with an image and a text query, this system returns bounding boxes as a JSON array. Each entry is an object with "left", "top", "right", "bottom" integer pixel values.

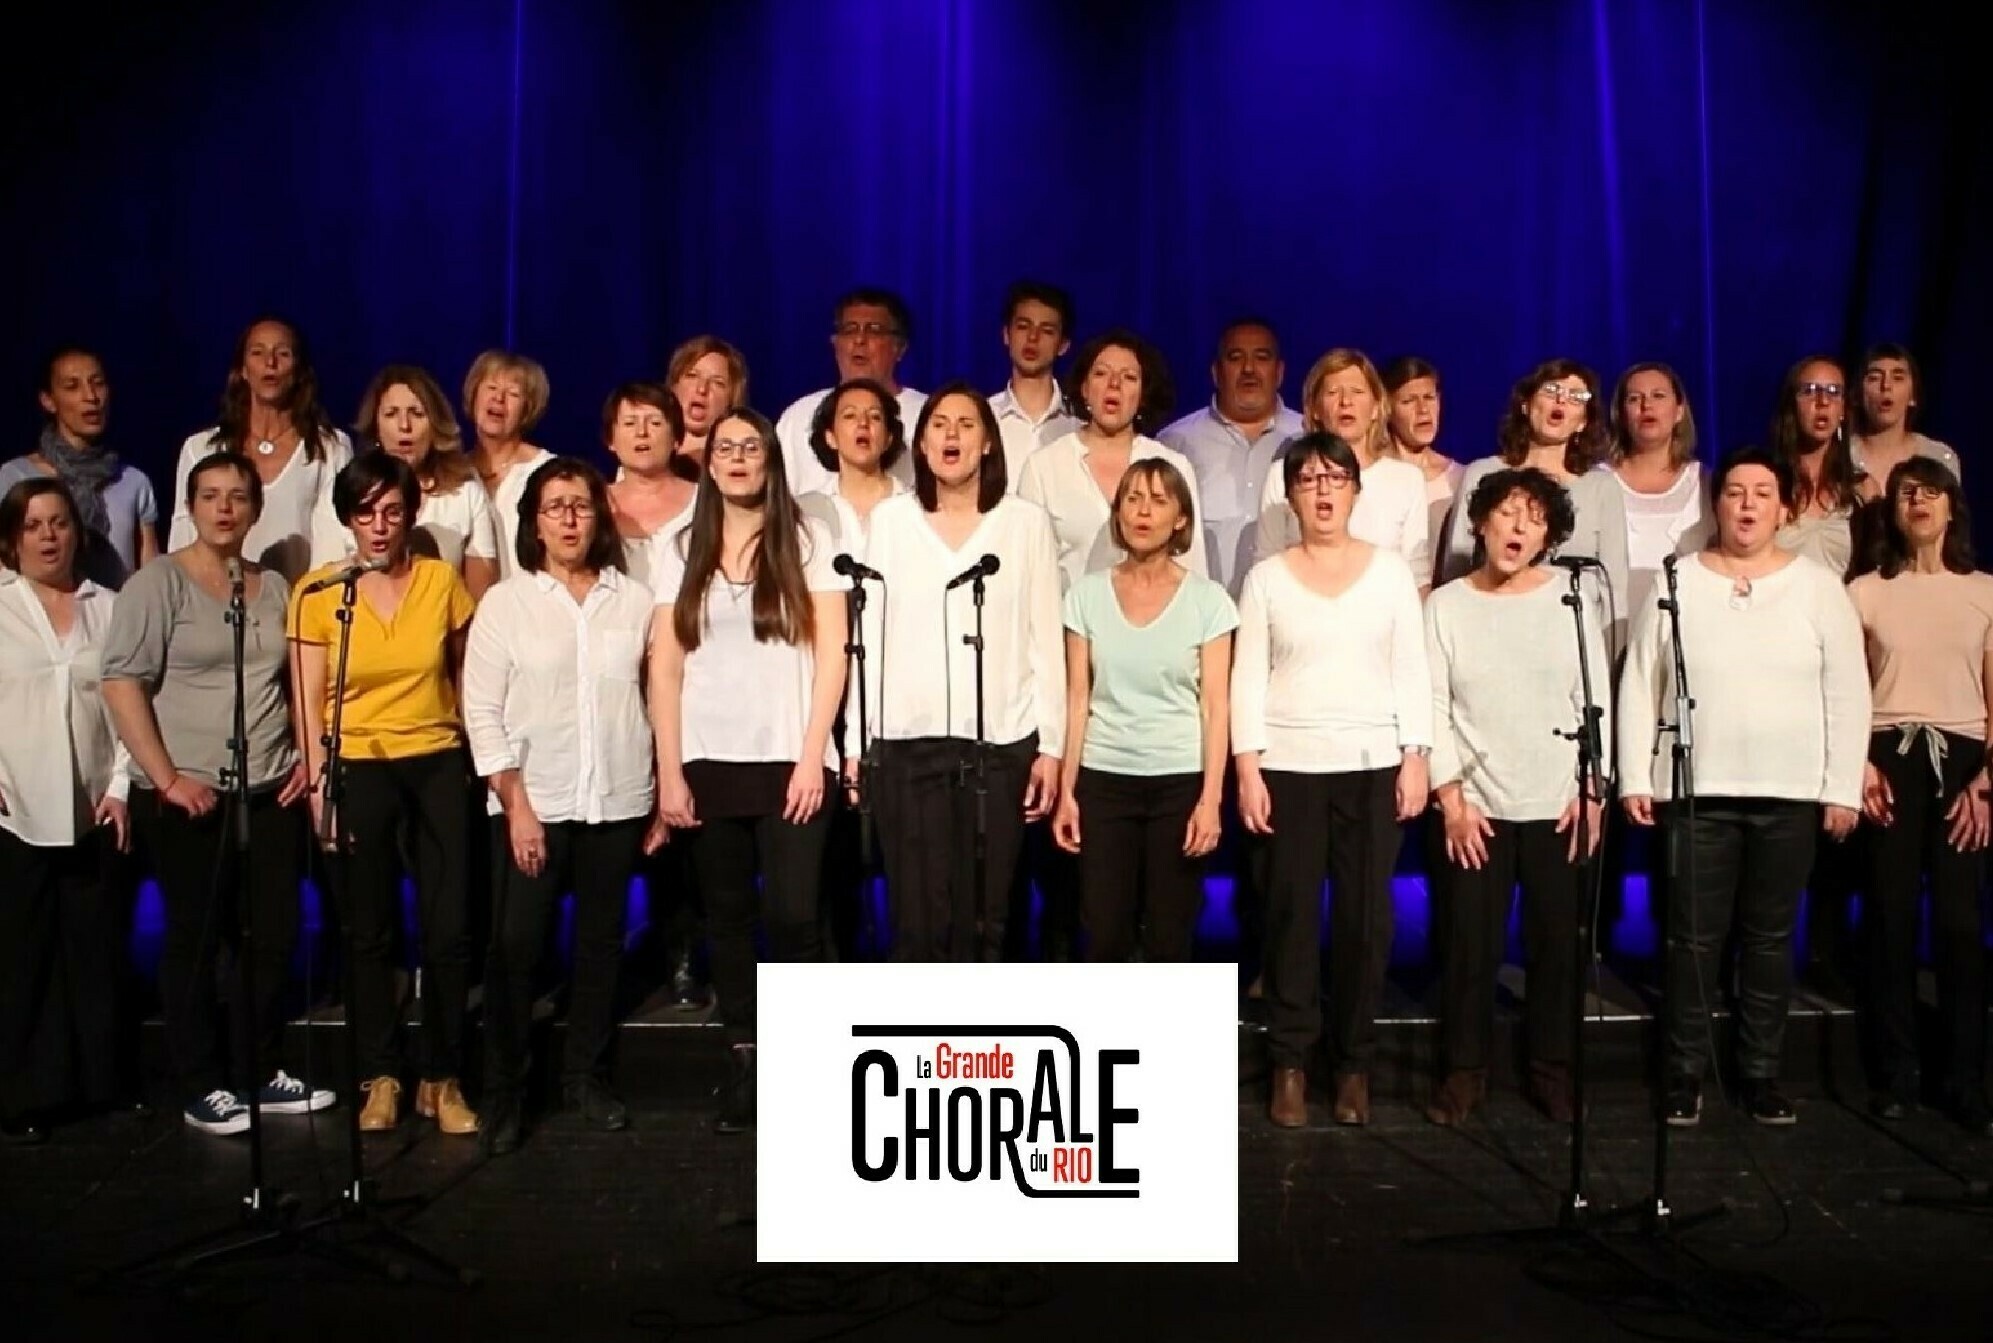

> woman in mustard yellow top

[{"left": 290, "top": 451, "right": 479, "bottom": 1137}]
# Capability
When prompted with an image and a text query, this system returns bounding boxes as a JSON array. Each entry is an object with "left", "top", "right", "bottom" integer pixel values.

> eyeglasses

[
  {"left": 1293, "top": 469, "right": 1354, "bottom": 492},
  {"left": 1797, "top": 381, "right": 1844, "bottom": 401},
  {"left": 351, "top": 504, "right": 406, "bottom": 526},
  {"left": 834, "top": 321, "right": 899, "bottom": 340},
  {"left": 538, "top": 500, "right": 597, "bottom": 520},
  {"left": 1538, "top": 385, "right": 1593, "bottom": 405},
  {"left": 710, "top": 437, "right": 767, "bottom": 461},
  {"left": 1895, "top": 483, "right": 1945, "bottom": 504}
]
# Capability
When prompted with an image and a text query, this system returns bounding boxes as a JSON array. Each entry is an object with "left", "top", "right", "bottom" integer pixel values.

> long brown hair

[
  {"left": 1769, "top": 354, "right": 1858, "bottom": 516},
  {"left": 354, "top": 364, "right": 474, "bottom": 492},
  {"left": 1607, "top": 361, "right": 1698, "bottom": 468},
  {"left": 211, "top": 316, "right": 338, "bottom": 461},
  {"left": 669, "top": 406, "right": 816, "bottom": 652}
]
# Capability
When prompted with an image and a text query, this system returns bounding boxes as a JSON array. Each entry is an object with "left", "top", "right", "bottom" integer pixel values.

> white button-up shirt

[
  {"left": 461, "top": 566, "right": 656, "bottom": 824},
  {"left": 776, "top": 387, "right": 927, "bottom": 498},
  {"left": 799, "top": 474, "right": 908, "bottom": 560},
  {"left": 990, "top": 382, "right": 1081, "bottom": 491},
  {"left": 1157, "top": 399, "right": 1306, "bottom": 595},
  {"left": 0, "top": 573, "right": 131, "bottom": 846},
  {"left": 1016, "top": 431, "right": 1210, "bottom": 590}
]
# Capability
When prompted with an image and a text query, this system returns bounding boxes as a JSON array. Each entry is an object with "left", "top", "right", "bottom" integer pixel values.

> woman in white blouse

[
  {"left": 1423, "top": 468, "right": 1608, "bottom": 1128},
  {"left": 1019, "top": 329, "right": 1208, "bottom": 588},
  {"left": 1254, "top": 349, "right": 1433, "bottom": 592},
  {"left": 1440, "top": 359, "right": 1631, "bottom": 653},
  {"left": 0, "top": 480, "right": 131, "bottom": 1143},
  {"left": 650, "top": 406, "right": 846, "bottom": 1134},
  {"left": 167, "top": 316, "right": 352, "bottom": 584},
  {"left": 854, "top": 382, "right": 1066, "bottom": 963},
  {"left": 1769, "top": 354, "right": 1861, "bottom": 577},
  {"left": 799, "top": 378, "right": 908, "bottom": 555},
  {"left": 1609, "top": 362, "right": 1712, "bottom": 618},
  {"left": 604, "top": 381, "right": 698, "bottom": 588},
  {"left": 1233, "top": 433, "right": 1431, "bottom": 1129},
  {"left": 464, "top": 458, "right": 665, "bottom": 1156},
  {"left": 1052, "top": 460, "right": 1236, "bottom": 962},
  {"left": 310, "top": 364, "right": 501, "bottom": 599},
  {"left": 1619, "top": 447, "right": 1869, "bottom": 1128},
  {"left": 463, "top": 350, "right": 555, "bottom": 579}
]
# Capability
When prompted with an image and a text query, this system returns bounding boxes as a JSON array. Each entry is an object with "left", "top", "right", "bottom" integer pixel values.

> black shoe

[
  {"left": 1950, "top": 1088, "right": 1993, "bottom": 1138},
  {"left": 1742, "top": 1079, "right": 1797, "bottom": 1126},
  {"left": 1664, "top": 1076, "right": 1702, "bottom": 1128},
  {"left": 714, "top": 1046, "right": 756, "bottom": 1136},
  {"left": 564, "top": 1077, "right": 629, "bottom": 1132},
  {"left": 478, "top": 1092, "right": 524, "bottom": 1158},
  {"left": 2, "top": 1116, "right": 48, "bottom": 1146}
]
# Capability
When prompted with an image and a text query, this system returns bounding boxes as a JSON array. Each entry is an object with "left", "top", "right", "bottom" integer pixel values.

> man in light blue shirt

[{"left": 1157, "top": 319, "right": 1305, "bottom": 595}]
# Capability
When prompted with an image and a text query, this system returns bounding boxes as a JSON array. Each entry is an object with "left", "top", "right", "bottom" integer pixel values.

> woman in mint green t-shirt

[{"left": 1051, "top": 459, "right": 1238, "bottom": 961}]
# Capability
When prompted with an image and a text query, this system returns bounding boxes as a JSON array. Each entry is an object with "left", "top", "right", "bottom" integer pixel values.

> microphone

[
  {"left": 944, "top": 553, "right": 1001, "bottom": 591},
  {"left": 1661, "top": 552, "right": 1680, "bottom": 577},
  {"left": 1550, "top": 554, "right": 1606, "bottom": 573},
  {"left": 225, "top": 556, "right": 244, "bottom": 590},
  {"left": 833, "top": 553, "right": 884, "bottom": 583},
  {"left": 300, "top": 556, "right": 389, "bottom": 595}
]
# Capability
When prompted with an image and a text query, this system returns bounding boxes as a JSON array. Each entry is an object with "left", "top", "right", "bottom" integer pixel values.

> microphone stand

[
  {"left": 959, "top": 571, "right": 991, "bottom": 963},
  {"left": 844, "top": 567, "right": 876, "bottom": 864}
]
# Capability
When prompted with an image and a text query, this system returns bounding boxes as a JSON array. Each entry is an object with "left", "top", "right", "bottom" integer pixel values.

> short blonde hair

[
  {"left": 461, "top": 350, "right": 550, "bottom": 434},
  {"left": 1301, "top": 348, "right": 1391, "bottom": 461},
  {"left": 1107, "top": 458, "right": 1197, "bottom": 558}
]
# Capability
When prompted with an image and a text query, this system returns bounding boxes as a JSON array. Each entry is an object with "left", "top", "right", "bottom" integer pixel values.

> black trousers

[
  {"left": 1662, "top": 798, "right": 1817, "bottom": 1081},
  {"left": 139, "top": 786, "right": 302, "bottom": 1099},
  {"left": 1260, "top": 768, "right": 1402, "bottom": 1072},
  {"left": 1076, "top": 768, "right": 1208, "bottom": 963},
  {"left": 873, "top": 735, "right": 1038, "bottom": 962},
  {"left": 335, "top": 749, "right": 471, "bottom": 1082},
  {"left": 483, "top": 815, "right": 645, "bottom": 1097},
  {"left": 685, "top": 789, "right": 834, "bottom": 1044},
  {"left": 1429, "top": 816, "right": 1584, "bottom": 1073},
  {"left": 1862, "top": 727, "right": 1989, "bottom": 1096},
  {"left": 0, "top": 828, "right": 122, "bottom": 1119}
]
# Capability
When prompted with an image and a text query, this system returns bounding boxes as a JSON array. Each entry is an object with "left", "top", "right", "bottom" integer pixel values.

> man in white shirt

[
  {"left": 1157, "top": 318, "right": 1306, "bottom": 595},
  {"left": 775, "top": 289, "right": 926, "bottom": 497},
  {"left": 988, "top": 281, "right": 1081, "bottom": 487}
]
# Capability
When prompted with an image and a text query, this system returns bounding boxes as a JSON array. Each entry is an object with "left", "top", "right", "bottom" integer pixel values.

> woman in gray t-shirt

[{"left": 100, "top": 453, "right": 327, "bottom": 1137}]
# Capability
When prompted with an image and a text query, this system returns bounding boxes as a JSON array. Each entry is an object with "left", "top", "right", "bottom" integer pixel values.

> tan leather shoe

[
  {"left": 1425, "top": 1069, "right": 1487, "bottom": 1127},
  {"left": 416, "top": 1078, "right": 479, "bottom": 1136},
  {"left": 1332, "top": 1072, "right": 1370, "bottom": 1126},
  {"left": 1269, "top": 1067, "right": 1308, "bottom": 1128},
  {"left": 358, "top": 1076, "right": 401, "bottom": 1132}
]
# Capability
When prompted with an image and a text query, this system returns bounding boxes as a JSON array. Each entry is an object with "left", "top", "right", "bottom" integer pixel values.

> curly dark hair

[
  {"left": 1496, "top": 358, "right": 1608, "bottom": 474},
  {"left": 1065, "top": 329, "right": 1175, "bottom": 435},
  {"left": 1464, "top": 467, "right": 1576, "bottom": 567},
  {"left": 809, "top": 378, "right": 907, "bottom": 474}
]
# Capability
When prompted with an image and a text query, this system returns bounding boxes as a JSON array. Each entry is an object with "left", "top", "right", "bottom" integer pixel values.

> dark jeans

[
  {"left": 685, "top": 791, "right": 834, "bottom": 1044},
  {"left": 873, "top": 735, "right": 1039, "bottom": 962},
  {"left": 1076, "top": 768, "right": 1208, "bottom": 963},
  {"left": 1260, "top": 768, "right": 1402, "bottom": 1073},
  {"left": 335, "top": 749, "right": 471, "bottom": 1082},
  {"left": 484, "top": 816, "right": 646, "bottom": 1098},
  {"left": 1429, "top": 816, "right": 1584, "bottom": 1072},
  {"left": 1862, "top": 728, "right": 1989, "bottom": 1096},
  {"left": 138, "top": 786, "right": 302, "bottom": 1100},
  {"left": 1662, "top": 798, "right": 1817, "bottom": 1081},
  {"left": 0, "top": 828, "right": 122, "bottom": 1119}
]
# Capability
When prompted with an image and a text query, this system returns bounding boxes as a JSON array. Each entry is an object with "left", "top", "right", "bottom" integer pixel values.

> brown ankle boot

[
  {"left": 416, "top": 1078, "right": 480, "bottom": 1136},
  {"left": 1269, "top": 1067, "right": 1308, "bottom": 1128},
  {"left": 1528, "top": 1061, "right": 1575, "bottom": 1123},
  {"left": 1332, "top": 1072, "right": 1370, "bottom": 1126},
  {"left": 358, "top": 1076, "right": 401, "bottom": 1132},
  {"left": 1425, "top": 1069, "right": 1487, "bottom": 1127}
]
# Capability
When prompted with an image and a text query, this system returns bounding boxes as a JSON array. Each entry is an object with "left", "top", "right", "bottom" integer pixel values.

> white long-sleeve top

[
  {"left": 461, "top": 567, "right": 657, "bottom": 824},
  {"left": 1016, "top": 432, "right": 1210, "bottom": 589},
  {"left": 1617, "top": 553, "right": 1869, "bottom": 808},
  {"left": 167, "top": 429, "right": 354, "bottom": 584},
  {"left": 852, "top": 494, "right": 1066, "bottom": 758},
  {"left": 1231, "top": 547, "right": 1432, "bottom": 773},
  {"left": 1425, "top": 574, "right": 1611, "bottom": 821},
  {"left": 0, "top": 574, "right": 132, "bottom": 845},
  {"left": 1253, "top": 450, "right": 1432, "bottom": 587}
]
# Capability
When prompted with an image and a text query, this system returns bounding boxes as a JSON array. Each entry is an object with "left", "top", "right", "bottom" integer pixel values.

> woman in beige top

[
  {"left": 1848, "top": 457, "right": 1993, "bottom": 1136},
  {"left": 1770, "top": 354, "right": 1860, "bottom": 576}
]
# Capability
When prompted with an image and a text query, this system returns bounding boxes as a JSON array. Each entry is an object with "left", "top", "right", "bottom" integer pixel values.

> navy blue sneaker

[
  {"left": 183, "top": 1090, "right": 250, "bottom": 1135},
  {"left": 257, "top": 1071, "right": 335, "bottom": 1114}
]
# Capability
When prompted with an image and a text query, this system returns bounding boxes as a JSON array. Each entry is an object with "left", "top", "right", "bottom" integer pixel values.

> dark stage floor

[{"left": 5, "top": 992, "right": 1992, "bottom": 1343}]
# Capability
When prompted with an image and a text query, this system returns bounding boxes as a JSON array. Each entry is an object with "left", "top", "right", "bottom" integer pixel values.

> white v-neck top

[
  {"left": 167, "top": 429, "right": 354, "bottom": 584},
  {"left": 850, "top": 493, "right": 1066, "bottom": 757},
  {"left": 0, "top": 574, "right": 132, "bottom": 845}
]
